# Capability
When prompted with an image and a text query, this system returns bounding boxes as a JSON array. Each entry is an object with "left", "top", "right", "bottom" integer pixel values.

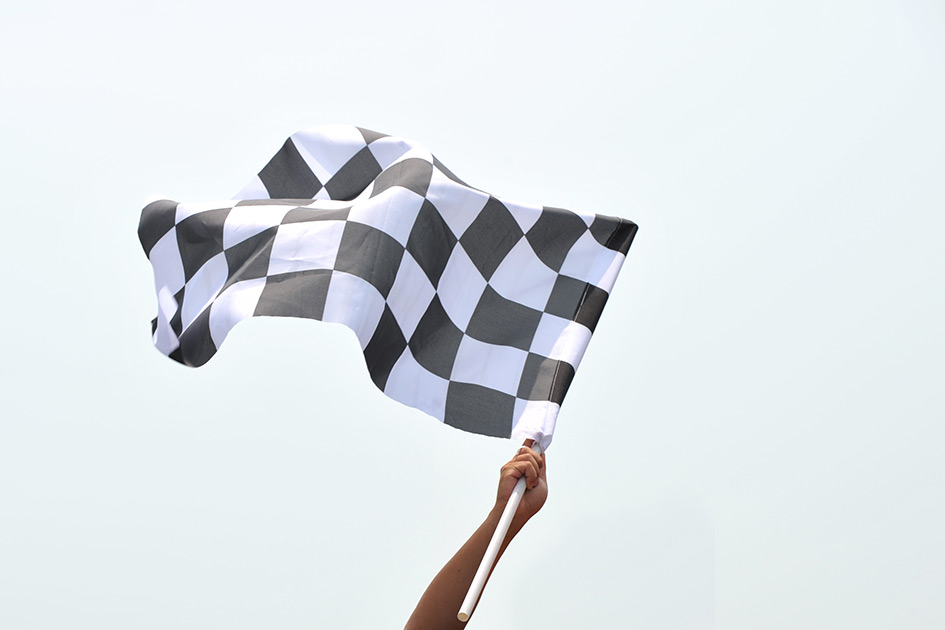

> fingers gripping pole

[{"left": 458, "top": 441, "right": 542, "bottom": 623}]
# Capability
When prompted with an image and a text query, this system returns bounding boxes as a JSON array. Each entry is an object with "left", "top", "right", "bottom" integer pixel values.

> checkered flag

[{"left": 138, "top": 125, "right": 636, "bottom": 449}]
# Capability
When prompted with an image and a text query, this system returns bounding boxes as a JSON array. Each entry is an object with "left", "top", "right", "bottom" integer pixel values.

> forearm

[
  {"left": 406, "top": 446, "right": 546, "bottom": 629},
  {"left": 405, "top": 505, "right": 529, "bottom": 630}
]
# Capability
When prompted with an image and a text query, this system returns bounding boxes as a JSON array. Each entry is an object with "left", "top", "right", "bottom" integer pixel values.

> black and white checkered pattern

[{"left": 138, "top": 125, "right": 636, "bottom": 449}]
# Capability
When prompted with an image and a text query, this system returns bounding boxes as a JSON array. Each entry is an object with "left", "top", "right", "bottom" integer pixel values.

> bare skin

[{"left": 405, "top": 444, "right": 548, "bottom": 629}]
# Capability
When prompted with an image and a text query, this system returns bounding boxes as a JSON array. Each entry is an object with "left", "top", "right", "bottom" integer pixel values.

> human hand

[
  {"left": 495, "top": 442, "right": 547, "bottom": 527},
  {"left": 404, "top": 443, "right": 549, "bottom": 629}
]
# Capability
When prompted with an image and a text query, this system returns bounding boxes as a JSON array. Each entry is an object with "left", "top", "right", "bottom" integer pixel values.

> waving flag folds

[{"left": 138, "top": 125, "right": 636, "bottom": 449}]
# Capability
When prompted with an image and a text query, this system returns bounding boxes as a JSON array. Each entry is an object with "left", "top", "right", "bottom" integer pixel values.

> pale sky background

[{"left": 2, "top": 1, "right": 944, "bottom": 628}]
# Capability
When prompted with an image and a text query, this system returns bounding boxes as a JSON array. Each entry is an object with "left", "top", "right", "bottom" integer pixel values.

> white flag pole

[{"left": 457, "top": 440, "right": 543, "bottom": 623}]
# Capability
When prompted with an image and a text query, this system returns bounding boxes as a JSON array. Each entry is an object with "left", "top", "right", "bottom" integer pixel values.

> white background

[{"left": 1, "top": 1, "right": 943, "bottom": 628}]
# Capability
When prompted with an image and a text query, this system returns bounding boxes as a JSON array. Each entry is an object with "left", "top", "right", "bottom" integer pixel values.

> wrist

[
  {"left": 488, "top": 502, "right": 531, "bottom": 538},
  {"left": 509, "top": 512, "right": 531, "bottom": 535}
]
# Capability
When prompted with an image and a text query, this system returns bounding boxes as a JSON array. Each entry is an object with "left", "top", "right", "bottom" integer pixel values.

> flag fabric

[{"left": 138, "top": 125, "right": 636, "bottom": 449}]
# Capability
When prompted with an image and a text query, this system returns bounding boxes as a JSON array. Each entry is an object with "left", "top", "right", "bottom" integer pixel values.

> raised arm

[{"left": 405, "top": 445, "right": 548, "bottom": 630}]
